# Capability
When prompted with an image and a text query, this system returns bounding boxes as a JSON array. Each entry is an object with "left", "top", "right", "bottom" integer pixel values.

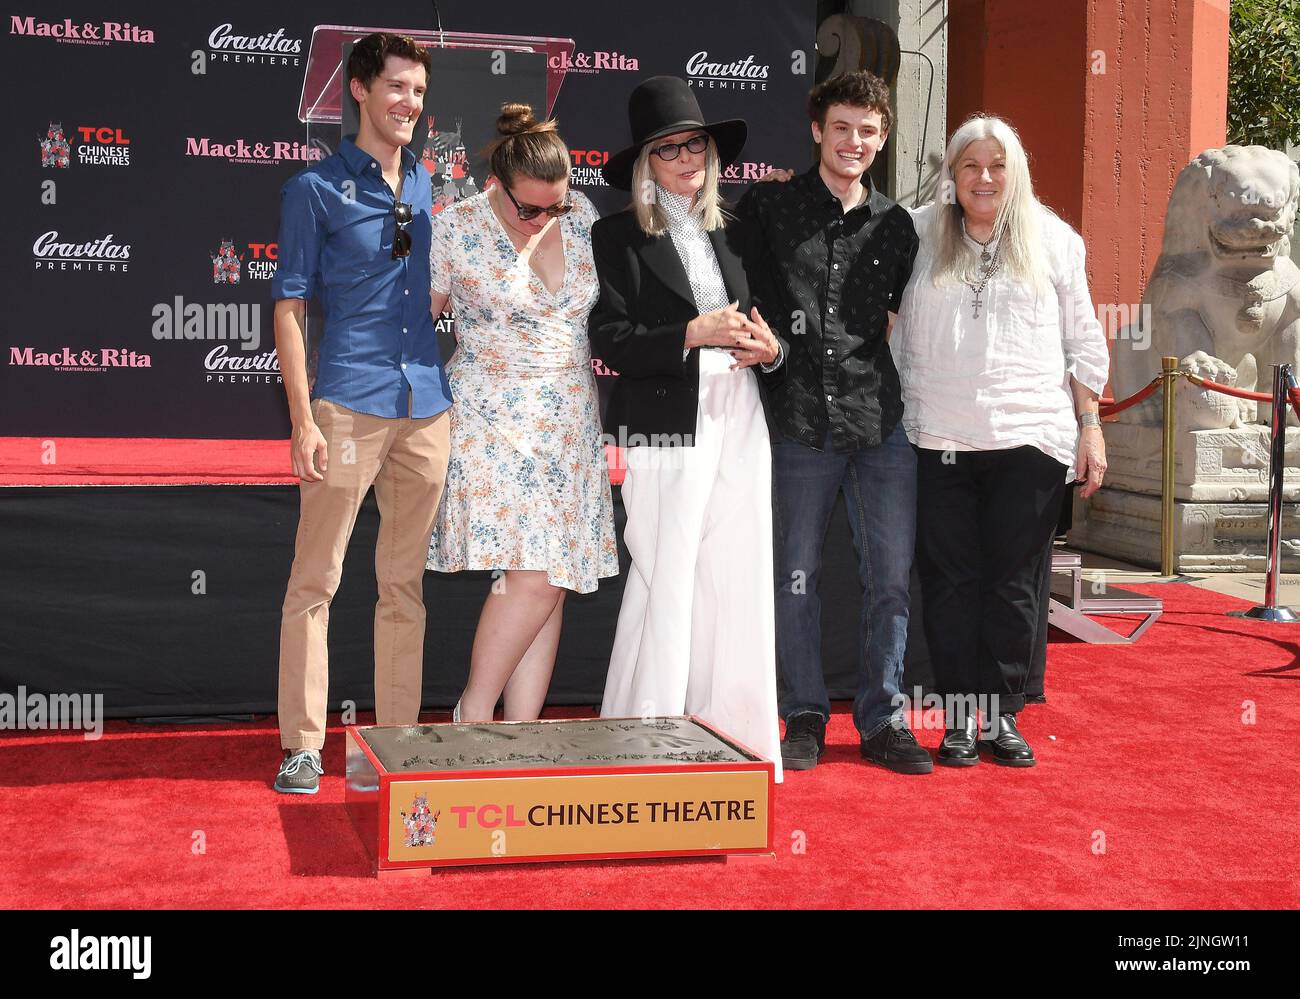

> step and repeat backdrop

[{"left": 2, "top": 1, "right": 815, "bottom": 439}]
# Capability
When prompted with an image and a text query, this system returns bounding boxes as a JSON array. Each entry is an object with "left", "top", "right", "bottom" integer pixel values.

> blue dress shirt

[{"left": 272, "top": 135, "right": 452, "bottom": 420}]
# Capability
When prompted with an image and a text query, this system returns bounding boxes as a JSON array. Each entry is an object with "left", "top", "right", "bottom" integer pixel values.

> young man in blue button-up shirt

[{"left": 271, "top": 33, "right": 452, "bottom": 794}]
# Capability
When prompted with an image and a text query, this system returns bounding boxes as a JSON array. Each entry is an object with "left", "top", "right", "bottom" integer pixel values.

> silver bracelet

[{"left": 1079, "top": 411, "right": 1101, "bottom": 429}]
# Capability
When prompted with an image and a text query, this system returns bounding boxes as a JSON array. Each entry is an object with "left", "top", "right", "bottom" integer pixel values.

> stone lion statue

[{"left": 1111, "top": 145, "right": 1300, "bottom": 428}]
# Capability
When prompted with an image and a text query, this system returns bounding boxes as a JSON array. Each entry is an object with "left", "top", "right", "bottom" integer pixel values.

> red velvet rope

[
  {"left": 1101, "top": 373, "right": 1300, "bottom": 419},
  {"left": 1183, "top": 373, "right": 1274, "bottom": 403},
  {"left": 1098, "top": 378, "right": 1160, "bottom": 417}
]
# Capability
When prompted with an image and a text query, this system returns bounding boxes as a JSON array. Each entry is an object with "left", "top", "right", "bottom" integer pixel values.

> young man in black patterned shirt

[{"left": 737, "top": 71, "right": 926, "bottom": 774}]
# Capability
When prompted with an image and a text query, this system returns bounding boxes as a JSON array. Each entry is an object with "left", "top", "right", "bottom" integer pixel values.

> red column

[
  {"left": 1083, "top": 0, "right": 1229, "bottom": 329},
  {"left": 948, "top": 0, "right": 1087, "bottom": 231},
  {"left": 946, "top": 0, "right": 1230, "bottom": 387}
]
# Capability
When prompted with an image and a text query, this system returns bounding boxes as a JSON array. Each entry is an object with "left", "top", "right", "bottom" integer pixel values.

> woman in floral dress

[{"left": 427, "top": 103, "right": 618, "bottom": 721}]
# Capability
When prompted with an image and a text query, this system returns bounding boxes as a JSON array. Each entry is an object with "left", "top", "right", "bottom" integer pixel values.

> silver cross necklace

[{"left": 962, "top": 222, "right": 1002, "bottom": 319}]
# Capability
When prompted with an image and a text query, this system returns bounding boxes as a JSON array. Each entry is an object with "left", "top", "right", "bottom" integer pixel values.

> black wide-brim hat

[{"left": 602, "top": 75, "right": 747, "bottom": 191}]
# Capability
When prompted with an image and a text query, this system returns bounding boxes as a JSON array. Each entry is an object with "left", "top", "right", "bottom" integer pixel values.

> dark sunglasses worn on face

[
  {"left": 651, "top": 134, "right": 710, "bottom": 162},
  {"left": 502, "top": 183, "right": 572, "bottom": 222},
  {"left": 392, "top": 201, "right": 413, "bottom": 259}
]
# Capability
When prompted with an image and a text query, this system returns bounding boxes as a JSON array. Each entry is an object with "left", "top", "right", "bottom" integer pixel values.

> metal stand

[
  {"left": 1229, "top": 363, "right": 1299, "bottom": 623},
  {"left": 1047, "top": 551, "right": 1163, "bottom": 644}
]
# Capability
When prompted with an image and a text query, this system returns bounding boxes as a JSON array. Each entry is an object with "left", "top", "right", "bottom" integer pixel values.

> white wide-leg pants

[{"left": 602, "top": 349, "right": 784, "bottom": 782}]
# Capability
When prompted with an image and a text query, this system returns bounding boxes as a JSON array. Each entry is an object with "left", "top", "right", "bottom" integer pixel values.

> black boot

[
  {"left": 780, "top": 712, "right": 826, "bottom": 771},
  {"left": 937, "top": 715, "right": 979, "bottom": 767},
  {"left": 977, "top": 713, "right": 1036, "bottom": 767}
]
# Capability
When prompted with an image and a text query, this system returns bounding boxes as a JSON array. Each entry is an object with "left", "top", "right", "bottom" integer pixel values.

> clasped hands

[{"left": 685, "top": 301, "right": 780, "bottom": 369}]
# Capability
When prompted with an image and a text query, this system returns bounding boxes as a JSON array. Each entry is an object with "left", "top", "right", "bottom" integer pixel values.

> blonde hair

[
  {"left": 629, "top": 134, "right": 727, "bottom": 236},
  {"left": 932, "top": 115, "right": 1050, "bottom": 291}
]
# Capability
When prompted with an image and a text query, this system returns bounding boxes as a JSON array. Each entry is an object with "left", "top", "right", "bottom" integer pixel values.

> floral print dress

[{"left": 426, "top": 189, "right": 618, "bottom": 593}]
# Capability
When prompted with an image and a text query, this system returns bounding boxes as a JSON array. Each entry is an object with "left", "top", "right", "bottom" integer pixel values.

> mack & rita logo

[
  {"left": 547, "top": 50, "right": 638, "bottom": 74},
  {"left": 10, "top": 15, "right": 154, "bottom": 45},
  {"left": 185, "top": 136, "right": 321, "bottom": 166},
  {"left": 10, "top": 346, "right": 151, "bottom": 371}
]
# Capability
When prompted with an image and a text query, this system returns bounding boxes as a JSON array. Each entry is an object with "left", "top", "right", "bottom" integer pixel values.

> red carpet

[
  {"left": 2, "top": 582, "right": 1297, "bottom": 909},
  {"left": 0, "top": 437, "right": 627, "bottom": 486},
  {"left": 0, "top": 437, "right": 295, "bottom": 486}
]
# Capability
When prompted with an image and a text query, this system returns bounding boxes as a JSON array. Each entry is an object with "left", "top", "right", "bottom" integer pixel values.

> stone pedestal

[{"left": 1070, "top": 424, "right": 1300, "bottom": 572}]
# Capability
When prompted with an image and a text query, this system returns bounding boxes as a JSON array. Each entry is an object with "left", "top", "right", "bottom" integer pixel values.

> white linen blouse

[{"left": 891, "top": 202, "right": 1111, "bottom": 477}]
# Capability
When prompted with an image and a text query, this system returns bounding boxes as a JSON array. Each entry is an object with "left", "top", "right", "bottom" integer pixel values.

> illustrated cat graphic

[
  {"left": 39, "top": 122, "right": 70, "bottom": 169},
  {"left": 209, "top": 240, "right": 244, "bottom": 285}
]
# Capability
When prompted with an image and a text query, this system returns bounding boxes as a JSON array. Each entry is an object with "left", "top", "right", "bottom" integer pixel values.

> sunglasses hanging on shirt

[{"left": 392, "top": 202, "right": 413, "bottom": 259}]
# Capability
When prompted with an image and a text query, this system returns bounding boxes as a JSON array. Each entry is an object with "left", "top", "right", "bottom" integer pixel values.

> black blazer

[{"left": 588, "top": 208, "right": 785, "bottom": 447}]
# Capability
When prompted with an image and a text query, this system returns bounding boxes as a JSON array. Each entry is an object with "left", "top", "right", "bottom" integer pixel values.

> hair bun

[{"left": 497, "top": 103, "right": 537, "bottom": 136}]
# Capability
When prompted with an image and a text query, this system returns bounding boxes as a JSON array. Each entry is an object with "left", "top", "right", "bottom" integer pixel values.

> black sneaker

[
  {"left": 860, "top": 721, "right": 934, "bottom": 774},
  {"left": 780, "top": 712, "right": 826, "bottom": 771}
]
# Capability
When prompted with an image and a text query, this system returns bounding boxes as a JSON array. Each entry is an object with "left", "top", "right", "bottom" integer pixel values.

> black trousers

[
  {"left": 1027, "top": 484, "right": 1076, "bottom": 699},
  {"left": 1025, "top": 531, "right": 1054, "bottom": 699},
  {"left": 914, "top": 445, "right": 1068, "bottom": 716}
]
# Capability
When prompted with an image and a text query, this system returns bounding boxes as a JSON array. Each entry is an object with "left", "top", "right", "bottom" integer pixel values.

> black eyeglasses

[
  {"left": 650, "top": 134, "right": 710, "bottom": 162},
  {"left": 392, "top": 202, "right": 413, "bottom": 259},
  {"left": 502, "top": 184, "right": 572, "bottom": 222}
]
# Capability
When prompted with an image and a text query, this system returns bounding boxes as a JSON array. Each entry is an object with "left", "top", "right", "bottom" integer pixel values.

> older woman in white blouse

[{"left": 892, "top": 114, "right": 1110, "bottom": 768}]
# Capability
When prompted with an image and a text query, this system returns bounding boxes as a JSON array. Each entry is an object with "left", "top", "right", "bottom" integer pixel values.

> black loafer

[
  {"left": 780, "top": 712, "right": 826, "bottom": 771},
  {"left": 860, "top": 722, "right": 933, "bottom": 774},
  {"left": 937, "top": 716, "right": 979, "bottom": 767},
  {"left": 977, "top": 713, "right": 1036, "bottom": 767}
]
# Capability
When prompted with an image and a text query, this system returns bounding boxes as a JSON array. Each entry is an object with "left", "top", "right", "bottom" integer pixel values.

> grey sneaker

[{"left": 274, "top": 748, "right": 323, "bottom": 794}]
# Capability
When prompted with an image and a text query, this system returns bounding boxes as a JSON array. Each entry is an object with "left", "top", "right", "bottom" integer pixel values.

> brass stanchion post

[
  {"left": 1229, "top": 363, "right": 1298, "bottom": 622},
  {"left": 1160, "top": 356, "right": 1179, "bottom": 577}
]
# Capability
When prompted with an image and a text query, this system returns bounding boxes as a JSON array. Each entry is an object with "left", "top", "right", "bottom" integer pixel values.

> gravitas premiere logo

[
  {"left": 547, "top": 49, "right": 638, "bottom": 74},
  {"left": 185, "top": 136, "right": 322, "bottom": 166},
  {"left": 32, "top": 231, "right": 130, "bottom": 273},
  {"left": 9, "top": 15, "right": 155, "bottom": 45},
  {"left": 204, "top": 344, "right": 282, "bottom": 386},
  {"left": 685, "top": 51, "right": 770, "bottom": 91},
  {"left": 206, "top": 22, "right": 303, "bottom": 67}
]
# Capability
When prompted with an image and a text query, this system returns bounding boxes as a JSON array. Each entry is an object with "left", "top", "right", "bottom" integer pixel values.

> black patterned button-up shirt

[{"left": 737, "top": 166, "right": 918, "bottom": 452}]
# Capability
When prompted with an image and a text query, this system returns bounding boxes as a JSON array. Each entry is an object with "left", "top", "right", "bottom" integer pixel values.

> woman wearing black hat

[{"left": 590, "top": 76, "right": 786, "bottom": 780}]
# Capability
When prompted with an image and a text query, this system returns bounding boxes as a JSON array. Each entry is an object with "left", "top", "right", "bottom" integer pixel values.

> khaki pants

[{"left": 278, "top": 398, "right": 450, "bottom": 750}]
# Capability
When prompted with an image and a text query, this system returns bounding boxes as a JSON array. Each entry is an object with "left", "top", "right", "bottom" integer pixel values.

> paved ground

[{"left": 1074, "top": 549, "right": 1299, "bottom": 607}]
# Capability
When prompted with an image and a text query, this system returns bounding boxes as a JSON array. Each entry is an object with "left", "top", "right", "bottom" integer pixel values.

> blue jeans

[{"left": 771, "top": 424, "right": 916, "bottom": 739}]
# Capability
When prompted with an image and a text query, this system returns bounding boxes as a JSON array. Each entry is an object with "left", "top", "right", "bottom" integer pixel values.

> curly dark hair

[
  {"left": 347, "top": 32, "right": 431, "bottom": 91},
  {"left": 807, "top": 71, "right": 894, "bottom": 133}
]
